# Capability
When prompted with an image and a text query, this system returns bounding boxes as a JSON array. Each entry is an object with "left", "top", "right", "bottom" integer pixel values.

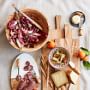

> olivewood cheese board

[
  {"left": 11, "top": 53, "right": 40, "bottom": 90},
  {"left": 41, "top": 15, "right": 80, "bottom": 90}
]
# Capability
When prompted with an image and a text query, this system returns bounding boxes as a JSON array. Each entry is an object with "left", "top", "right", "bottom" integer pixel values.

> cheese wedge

[{"left": 51, "top": 71, "right": 68, "bottom": 87}]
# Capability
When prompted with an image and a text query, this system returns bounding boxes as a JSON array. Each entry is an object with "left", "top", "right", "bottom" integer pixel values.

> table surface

[{"left": 0, "top": 0, "right": 90, "bottom": 90}]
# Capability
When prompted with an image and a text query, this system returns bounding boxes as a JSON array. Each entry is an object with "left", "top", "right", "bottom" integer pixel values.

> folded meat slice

[
  {"left": 17, "top": 78, "right": 38, "bottom": 90},
  {"left": 17, "top": 71, "right": 39, "bottom": 90}
]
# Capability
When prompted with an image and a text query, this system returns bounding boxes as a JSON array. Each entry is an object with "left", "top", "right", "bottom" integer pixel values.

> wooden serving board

[
  {"left": 41, "top": 16, "right": 80, "bottom": 90},
  {"left": 11, "top": 53, "right": 40, "bottom": 90}
]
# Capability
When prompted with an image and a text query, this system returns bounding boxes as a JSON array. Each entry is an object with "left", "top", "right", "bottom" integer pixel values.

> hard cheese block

[{"left": 51, "top": 71, "right": 68, "bottom": 88}]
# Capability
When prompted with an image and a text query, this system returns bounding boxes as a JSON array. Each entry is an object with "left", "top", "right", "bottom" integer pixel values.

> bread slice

[
  {"left": 67, "top": 71, "right": 79, "bottom": 84},
  {"left": 51, "top": 71, "right": 68, "bottom": 87}
]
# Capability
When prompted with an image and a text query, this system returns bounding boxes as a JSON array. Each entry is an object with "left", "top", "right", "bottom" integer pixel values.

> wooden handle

[
  {"left": 70, "top": 67, "right": 80, "bottom": 75},
  {"left": 64, "top": 24, "right": 72, "bottom": 39},
  {"left": 61, "top": 86, "right": 66, "bottom": 90},
  {"left": 55, "top": 15, "right": 61, "bottom": 30},
  {"left": 79, "top": 28, "right": 83, "bottom": 36}
]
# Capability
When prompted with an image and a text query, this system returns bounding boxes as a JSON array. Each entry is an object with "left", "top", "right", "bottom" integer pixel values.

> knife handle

[
  {"left": 79, "top": 28, "right": 83, "bottom": 36},
  {"left": 55, "top": 15, "right": 61, "bottom": 30}
]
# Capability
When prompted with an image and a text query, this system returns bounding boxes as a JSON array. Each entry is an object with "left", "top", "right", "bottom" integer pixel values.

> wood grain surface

[{"left": 41, "top": 15, "right": 80, "bottom": 90}]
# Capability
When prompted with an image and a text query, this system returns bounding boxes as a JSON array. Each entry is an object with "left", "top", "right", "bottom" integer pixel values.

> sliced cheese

[
  {"left": 68, "top": 71, "right": 79, "bottom": 84},
  {"left": 51, "top": 71, "right": 68, "bottom": 87}
]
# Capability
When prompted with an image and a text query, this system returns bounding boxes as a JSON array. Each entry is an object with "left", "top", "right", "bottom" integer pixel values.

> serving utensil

[
  {"left": 69, "top": 61, "right": 80, "bottom": 75},
  {"left": 12, "top": 4, "right": 42, "bottom": 30},
  {"left": 78, "top": 16, "right": 84, "bottom": 36},
  {"left": 16, "top": 59, "right": 19, "bottom": 75}
]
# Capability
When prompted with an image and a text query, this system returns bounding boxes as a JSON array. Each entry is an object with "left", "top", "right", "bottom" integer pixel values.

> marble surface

[{"left": 0, "top": 0, "right": 90, "bottom": 90}]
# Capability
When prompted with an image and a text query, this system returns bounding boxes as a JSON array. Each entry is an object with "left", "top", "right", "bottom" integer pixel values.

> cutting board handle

[{"left": 55, "top": 15, "right": 61, "bottom": 30}]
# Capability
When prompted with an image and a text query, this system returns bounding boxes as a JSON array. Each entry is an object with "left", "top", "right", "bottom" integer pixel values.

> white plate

[{"left": 11, "top": 53, "right": 40, "bottom": 79}]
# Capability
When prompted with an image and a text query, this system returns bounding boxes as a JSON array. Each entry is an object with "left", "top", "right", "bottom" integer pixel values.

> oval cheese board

[{"left": 11, "top": 53, "right": 40, "bottom": 90}]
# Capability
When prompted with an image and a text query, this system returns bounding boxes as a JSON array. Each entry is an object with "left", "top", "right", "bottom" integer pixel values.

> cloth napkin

[{"left": 0, "top": 0, "right": 90, "bottom": 90}]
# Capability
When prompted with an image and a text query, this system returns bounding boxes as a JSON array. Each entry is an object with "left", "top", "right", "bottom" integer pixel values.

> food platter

[
  {"left": 41, "top": 16, "right": 80, "bottom": 90},
  {"left": 11, "top": 53, "right": 40, "bottom": 90}
]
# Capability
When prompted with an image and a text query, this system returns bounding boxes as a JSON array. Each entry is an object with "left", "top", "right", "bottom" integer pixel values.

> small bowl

[
  {"left": 48, "top": 47, "right": 70, "bottom": 70},
  {"left": 69, "top": 11, "right": 85, "bottom": 27},
  {"left": 6, "top": 9, "right": 49, "bottom": 52}
]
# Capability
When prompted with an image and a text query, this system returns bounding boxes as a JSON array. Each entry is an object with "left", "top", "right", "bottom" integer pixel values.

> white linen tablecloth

[{"left": 0, "top": 0, "right": 90, "bottom": 90}]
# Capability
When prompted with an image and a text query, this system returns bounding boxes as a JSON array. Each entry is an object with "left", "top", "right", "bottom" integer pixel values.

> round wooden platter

[{"left": 10, "top": 53, "right": 40, "bottom": 90}]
